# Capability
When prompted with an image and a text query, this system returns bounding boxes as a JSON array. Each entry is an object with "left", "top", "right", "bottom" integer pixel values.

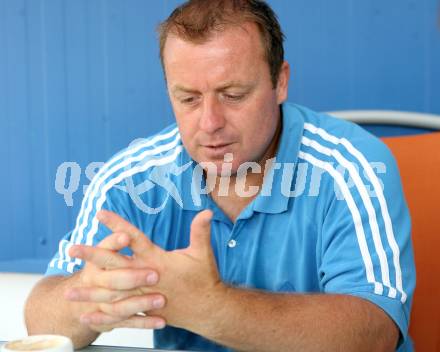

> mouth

[
  {"left": 201, "top": 143, "right": 234, "bottom": 157},
  {"left": 205, "top": 143, "right": 232, "bottom": 148}
]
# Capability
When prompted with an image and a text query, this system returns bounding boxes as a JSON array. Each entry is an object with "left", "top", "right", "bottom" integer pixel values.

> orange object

[{"left": 382, "top": 132, "right": 440, "bottom": 352}]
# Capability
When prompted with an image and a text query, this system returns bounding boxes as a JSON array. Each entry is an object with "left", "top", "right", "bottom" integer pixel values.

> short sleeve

[
  {"left": 318, "top": 139, "right": 416, "bottom": 348},
  {"left": 45, "top": 169, "right": 133, "bottom": 277},
  {"left": 45, "top": 124, "right": 184, "bottom": 277}
]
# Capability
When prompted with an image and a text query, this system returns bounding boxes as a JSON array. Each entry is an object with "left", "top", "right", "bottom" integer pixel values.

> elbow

[
  {"left": 24, "top": 287, "right": 41, "bottom": 335},
  {"left": 370, "top": 313, "right": 400, "bottom": 352}
]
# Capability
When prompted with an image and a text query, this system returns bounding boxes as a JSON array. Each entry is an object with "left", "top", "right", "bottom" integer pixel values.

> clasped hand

[{"left": 65, "top": 209, "right": 225, "bottom": 333}]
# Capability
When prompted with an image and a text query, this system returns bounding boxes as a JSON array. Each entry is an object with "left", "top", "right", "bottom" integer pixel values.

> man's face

[{"left": 163, "top": 22, "right": 289, "bottom": 174}]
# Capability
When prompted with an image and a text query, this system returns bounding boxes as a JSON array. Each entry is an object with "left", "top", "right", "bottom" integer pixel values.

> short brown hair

[{"left": 157, "top": 0, "right": 285, "bottom": 87}]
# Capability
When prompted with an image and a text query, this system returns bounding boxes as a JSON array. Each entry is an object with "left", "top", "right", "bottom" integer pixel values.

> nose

[{"left": 198, "top": 95, "right": 226, "bottom": 134}]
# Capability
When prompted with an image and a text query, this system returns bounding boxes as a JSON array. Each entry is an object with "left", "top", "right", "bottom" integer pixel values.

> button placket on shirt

[
  {"left": 227, "top": 239, "right": 237, "bottom": 248},
  {"left": 224, "top": 219, "right": 248, "bottom": 286},
  {"left": 226, "top": 219, "right": 246, "bottom": 249}
]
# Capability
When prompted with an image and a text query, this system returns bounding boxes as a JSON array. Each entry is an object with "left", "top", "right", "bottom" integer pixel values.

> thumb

[{"left": 189, "top": 209, "right": 213, "bottom": 255}]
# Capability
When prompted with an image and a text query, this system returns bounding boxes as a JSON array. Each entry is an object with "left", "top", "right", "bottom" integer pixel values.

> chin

[{"left": 194, "top": 157, "right": 236, "bottom": 175}]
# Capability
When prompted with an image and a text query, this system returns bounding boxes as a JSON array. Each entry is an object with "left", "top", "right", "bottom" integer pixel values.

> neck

[{"left": 207, "top": 113, "right": 283, "bottom": 221}]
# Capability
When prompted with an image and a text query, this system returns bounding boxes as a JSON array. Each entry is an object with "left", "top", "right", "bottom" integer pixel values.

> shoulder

[
  {"left": 108, "top": 123, "right": 183, "bottom": 170},
  {"left": 283, "top": 104, "right": 398, "bottom": 184},
  {"left": 290, "top": 103, "right": 395, "bottom": 164},
  {"left": 289, "top": 103, "right": 403, "bottom": 208},
  {"left": 82, "top": 123, "right": 187, "bottom": 221},
  {"left": 98, "top": 124, "right": 186, "bottom": 190}
]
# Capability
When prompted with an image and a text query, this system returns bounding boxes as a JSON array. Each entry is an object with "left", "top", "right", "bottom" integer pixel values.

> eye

[
  {"left": 223, "top": 93, "right": 245, "bottom": 102},
  {"left": 180, "top": 96, "right": 198, "bottom": 105}
]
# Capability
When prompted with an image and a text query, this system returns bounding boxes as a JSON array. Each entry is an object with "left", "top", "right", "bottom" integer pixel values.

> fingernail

[
  {"left": 153, "top": 297, "right": 164, "bottom": 309},
  {"left": 146, "top": 272, "right": 158, "bottom": 285},
  {"left": 97, "top": 211, "right": 107, "bottom": 221},
  {"left": 154, "top": 320, "right": 166, "bottom": 329},
  {"left": 69, "top": 247, "right": 80, "bottom": 257}
]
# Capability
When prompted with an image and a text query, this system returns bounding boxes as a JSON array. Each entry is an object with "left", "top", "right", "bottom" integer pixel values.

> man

[{"left": 25, "top": 1, "right": 415, "bottom": 351}]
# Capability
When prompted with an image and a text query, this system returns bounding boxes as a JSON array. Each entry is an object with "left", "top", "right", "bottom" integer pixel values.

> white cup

[{"left": 1, "top": 335, "right": 73, "bottom": 352}]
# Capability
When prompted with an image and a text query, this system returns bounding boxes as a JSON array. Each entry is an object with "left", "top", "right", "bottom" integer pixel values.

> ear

[{"left": 276, "top": 61, "right": 290, "bottom": 105}]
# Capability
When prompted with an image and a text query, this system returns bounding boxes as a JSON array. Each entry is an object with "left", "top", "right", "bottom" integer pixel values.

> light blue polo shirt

[{"left": 46, "top": 103, "right": 415, "bottom": 352}]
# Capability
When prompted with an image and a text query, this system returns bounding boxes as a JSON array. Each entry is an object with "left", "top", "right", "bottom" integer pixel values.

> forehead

[{"left": 162, "top": 22, "right": 267, "bottom": 80}]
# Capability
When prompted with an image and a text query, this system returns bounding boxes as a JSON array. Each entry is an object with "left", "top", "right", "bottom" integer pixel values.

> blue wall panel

[{"left": 0, "top": 0, "right": 439, "bottom": 273}]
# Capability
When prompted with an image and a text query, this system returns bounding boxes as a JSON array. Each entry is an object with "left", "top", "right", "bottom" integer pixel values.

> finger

[
  {"left": 107, "top": 315, "right": 166, "bottom": 330},
  {"left": 64, "top": 286, "right": 146, "bottom": 303},
  {"left": 97, "top": 294, "right": 166, "bottom": 319},
  {"left": 189, "top": 210, "right": 213, "bottom": 255},
  {"left": 84, "top": 314, "right": 166, "bottom": 331},
  {"left": 97, "top": 210, "right": 156, "bottom": 255},
  {"left": 69, "top": 244, "right": 131, "bottom": 270},
  {"left": 93, "top": 268, "right": 159, "bottom": 290},
  {"left": 98, "top": 231, "right": 131, "bottom": 251}
]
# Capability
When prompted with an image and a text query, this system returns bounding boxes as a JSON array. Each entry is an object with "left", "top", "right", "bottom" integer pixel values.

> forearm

[
  {"left": 193, "top": 287, "right": 398, "bottom": 352},
  {"left": 24, "top": 274, "right": 99, "bottom": 349}
]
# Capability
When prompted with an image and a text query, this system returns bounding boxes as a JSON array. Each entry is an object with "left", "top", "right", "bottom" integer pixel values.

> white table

[
  {"left": 81, "top": 345, "right": 190, "bottom": 351},
  {"left": 0, "top": 342, "right": 191, "bottom": 351}
]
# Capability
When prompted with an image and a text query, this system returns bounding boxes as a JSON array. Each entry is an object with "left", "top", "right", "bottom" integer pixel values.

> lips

[
  {"left": 205, "top": 143, "right": 231, "bottom": 148},
  {"left": 201, "top": 143, "right": 234, "bottom": 158}
]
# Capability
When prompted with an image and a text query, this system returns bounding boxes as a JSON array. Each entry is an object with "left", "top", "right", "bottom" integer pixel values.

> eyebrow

[
  {"left": 171, "top": 85, "right": 199, "bottom": 95},
  {"left": 171, "top": 81, "right": 254, "bottom": 95},
  {"left": 216, "top": 81, "right": 254, "bottom": 91}
]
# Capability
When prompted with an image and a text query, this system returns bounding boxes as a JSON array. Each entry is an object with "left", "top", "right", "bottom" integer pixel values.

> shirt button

[{"left": 228, "top": 239, "right": 237, "bottom": 248}]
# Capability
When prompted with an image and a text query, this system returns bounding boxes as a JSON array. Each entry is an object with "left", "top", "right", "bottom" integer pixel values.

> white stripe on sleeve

[
  {"left": 299, "top": 151, "right": 384, "bottom": 295},
  {"left": 304, "top": 122, "right": 406, "bottom": 303}
]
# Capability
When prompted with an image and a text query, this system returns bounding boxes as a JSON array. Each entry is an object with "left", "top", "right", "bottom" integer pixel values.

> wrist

[{"left": 189, "top": 281, "right": 232, "bottom": 338}]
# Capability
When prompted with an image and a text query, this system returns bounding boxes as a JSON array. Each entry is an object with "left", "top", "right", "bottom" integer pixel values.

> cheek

[
  {"left": 176, "top": 114, "right": 195, "bottom": 137},
  {"left": 243, "top": 109, "right": 276, "bottom": 143},
  {"left": 239, "top": 110, "right": 279, "bottom": 159},
  {"left": 176, "top": 117, "right": 200, "bottom": 155}
]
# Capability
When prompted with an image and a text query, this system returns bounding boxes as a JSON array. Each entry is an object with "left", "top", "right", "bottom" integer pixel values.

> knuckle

[
  {"left": 90, "top": 314, "right": 103, "bottom": 325},
  {"left": 109, "top": 290, "right": 123, "bottom": 302},
  {"left": 97, "top": 238, "right": 110, "bottom": 249},
  {"left": 127, "top": 298, "right": 143, "bottom": 315},
  {"left": 142, "top": 296, "right": 156, "bottom": 310},
  {"left": 77, "top": 288, "right": 90, "bottom": 300},
  {"left": 133, "top": 229, "right": 143, "bottom": 239},
  {"left": 101, "top": 255, "right": 115, "bottom": 268},
  {"left": 106, "top": 277, "right": 117, "bottom": 290},
  {"left": 135, "top": 271, "right": 147, "bottom": 287},
  {"left": 122, "top": 271, "right": 142, "bottom": 289},
  {"left": 112, "top": 300, "right": 133, "bottom": 317},
  {"left": 89, "top": 289, "right": 102, "bottom": 302},
  {"left": 111, "top": 304, "right": 123, "bottom": 316},
  {"left": 114, "top": 232, "right": 127, "bottom": 244},
  {"left": 143, "top": 318, "right": 158, "bottom": 329},
  {"left": 138, "top": 296, "right": 152, "bottom": 311},
  {"left": 80, "top": 272, "right": 92, "bottom": 286},
  {"left": 141, "top": 320, "right": 151, "bottom": 329},
  {"left": 96, "top": 274, "right": 108, "bottom": 288},
  {"left": 98, "top": 302, "right": 112, "bottom": 315}
]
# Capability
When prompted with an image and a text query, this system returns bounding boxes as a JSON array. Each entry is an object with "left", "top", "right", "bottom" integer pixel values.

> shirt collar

[{"left": 252, "top": 103, "right": 304, "bottom": 214}]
